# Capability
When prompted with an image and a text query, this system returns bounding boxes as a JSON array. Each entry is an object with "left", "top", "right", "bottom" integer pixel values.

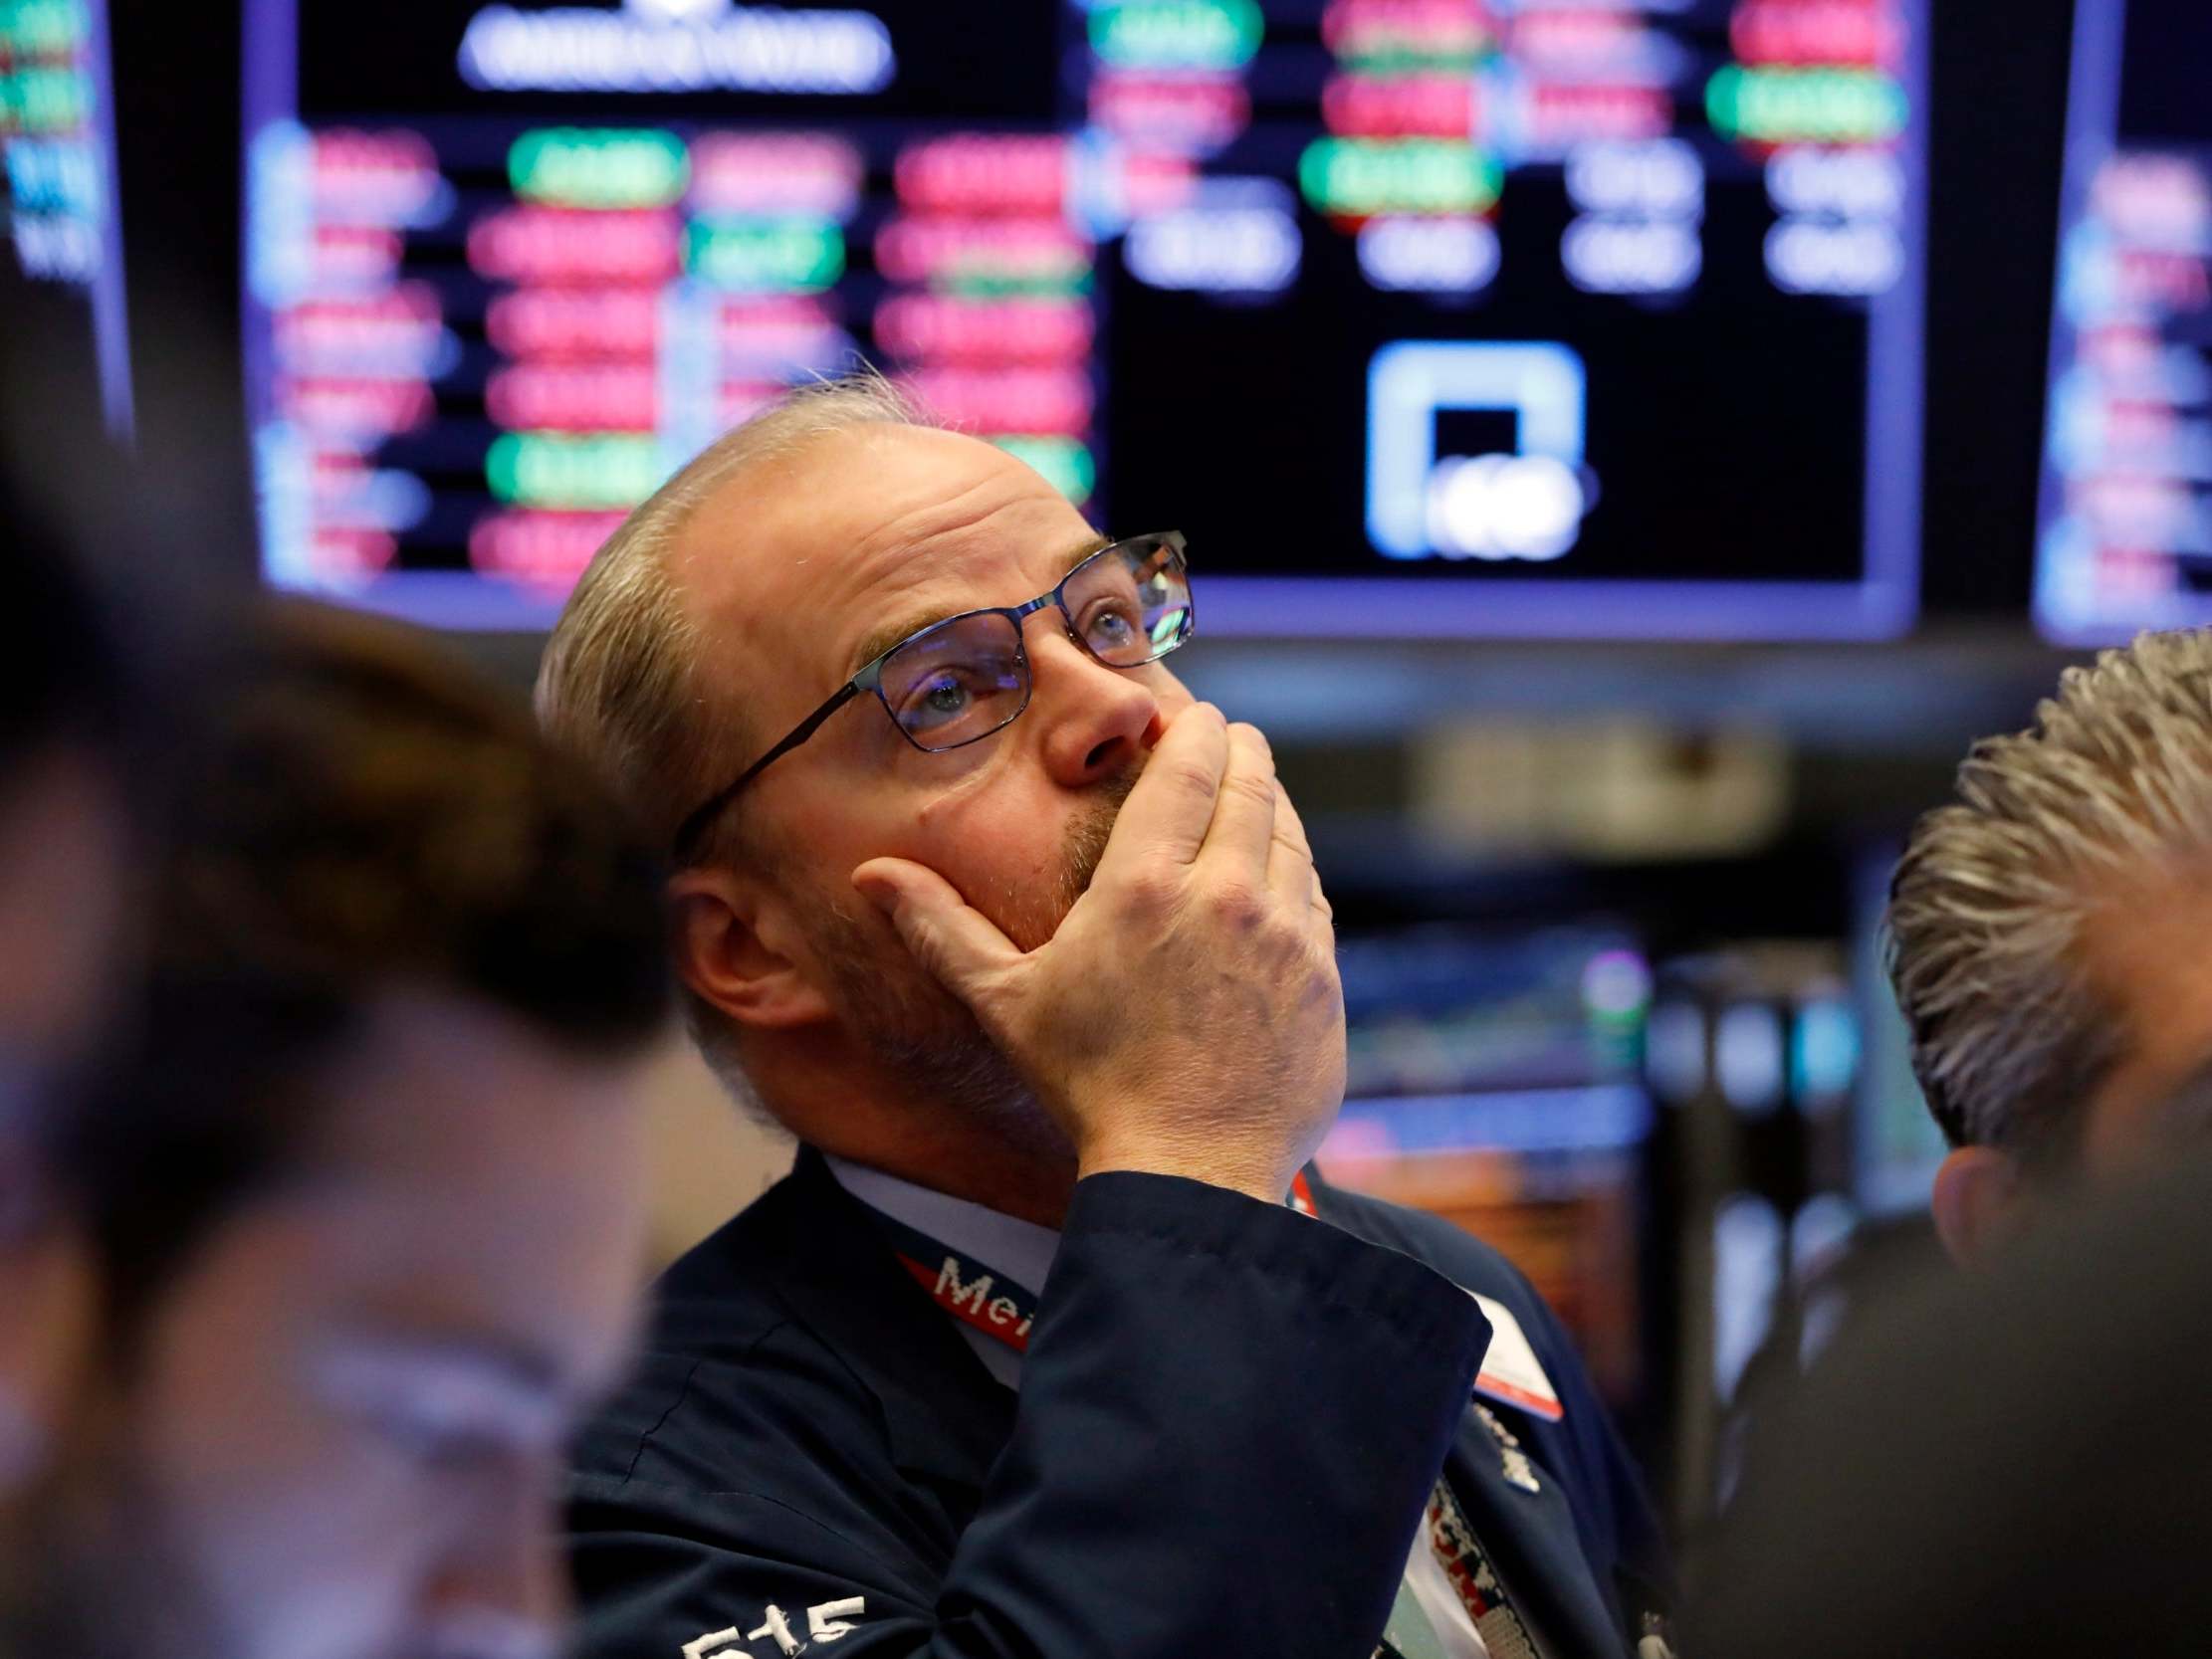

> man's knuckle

[
  {"left": 1224, "top": 769, "right": 1276, "bottom": 808},
  {"left": 1166, "top": 756, "right": 1219, "bottom": 797},
  {"left": 1121, "top": 865, "right": 1182, "bottom": 913},
  {"left": 1205, "top": 877, "right": 1268, "bottom": 928}
]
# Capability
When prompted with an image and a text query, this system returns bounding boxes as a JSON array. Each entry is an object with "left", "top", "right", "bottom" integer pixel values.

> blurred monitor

[
  {"left": 242, "top": 0, "right": 1927, "bottom": 637},
  {"left": 2034, "top": 0, "right": 2212, "bottom": 643},
  {"left": 1849, "top": 840, "right": 1942, "bottom": 1214},
  {"left": 1317, "top": 924, "right": 1652, "bottom": 1403},
  {"left": 1, "top": 0, "right": 132, "bottom": 447}
]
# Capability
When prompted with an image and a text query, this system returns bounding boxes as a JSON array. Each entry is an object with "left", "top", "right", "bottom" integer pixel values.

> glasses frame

[{"left": 671, "top": 530, "right": 1191, "bottom": 858}]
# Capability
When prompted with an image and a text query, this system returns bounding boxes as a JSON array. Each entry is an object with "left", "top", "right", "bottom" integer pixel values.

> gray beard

[{"left": 803, "top": 768, "right": 1135, "bottom": 1136}]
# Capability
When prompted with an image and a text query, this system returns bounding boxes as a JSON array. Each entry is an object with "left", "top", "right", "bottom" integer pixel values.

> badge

[
  {"left": 1475, "top": 1403, "right": 1541, "bottom": 1494},
  {"left": 1469, "top": 1294, "right": 1563, "bottom": 1422}
]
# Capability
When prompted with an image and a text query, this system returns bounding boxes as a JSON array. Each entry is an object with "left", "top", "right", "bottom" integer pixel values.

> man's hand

[{"left": 850, "top": 705, "right": 1343, "bottom": 1205}]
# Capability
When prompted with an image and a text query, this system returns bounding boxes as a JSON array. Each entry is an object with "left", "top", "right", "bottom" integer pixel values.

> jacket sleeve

[{"left": 569, "top": 1171, "right": 1492, "bottom": 1659}]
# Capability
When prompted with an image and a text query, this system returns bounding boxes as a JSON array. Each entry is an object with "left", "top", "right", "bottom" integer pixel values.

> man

[
  {"left": 0, "top": 602, "right": 673, "bottom": 1659},
  {"left": 540, "top": 374, "right": 1670, "bottom": 1658},
  {"left": 1680, "top": 628, "right": 2212, "bottom": 1648},
  {"left": 1886, "top": 626, "right": 2212, "bottom": 1262},
  {"left": 1688, "top": 1094, "right": 2212, "bottom": 1658}
]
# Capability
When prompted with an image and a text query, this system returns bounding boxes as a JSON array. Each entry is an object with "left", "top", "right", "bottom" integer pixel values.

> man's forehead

[{"left": 672, "top": 423, "right": 1096, "bottom": 681}]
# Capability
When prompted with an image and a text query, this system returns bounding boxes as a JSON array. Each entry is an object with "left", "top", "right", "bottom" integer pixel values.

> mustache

[{"left": 1060, "top": 764, "right": 1142, "bottom": 906}]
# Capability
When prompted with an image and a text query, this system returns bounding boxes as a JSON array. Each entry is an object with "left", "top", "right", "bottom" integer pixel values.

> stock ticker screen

[
  {"left": 2035, "top": 0, "right": 2212, "bottom": 645},
  {"left": 245, "top": 0, "right": 1926, "bottom": 635},
  {"left": 2, "top": 0, "right": 132, "bottom": 445}
]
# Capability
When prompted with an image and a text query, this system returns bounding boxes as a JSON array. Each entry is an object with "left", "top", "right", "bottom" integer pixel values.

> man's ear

[
  {"left": 667, "top": 865, "right": 835, "bottom": 1032},
  {"left": 1929, "top": 1144, "right": 2029, "bottom": 1267}
]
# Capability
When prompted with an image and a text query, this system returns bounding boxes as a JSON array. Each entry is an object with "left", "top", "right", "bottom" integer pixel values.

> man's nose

[
  {"left": 1022, "top": 621, "right": 1167, "bottom": 789},
  {"left": 417, "top": 1463, "right": 570, "bottom": 1659}
]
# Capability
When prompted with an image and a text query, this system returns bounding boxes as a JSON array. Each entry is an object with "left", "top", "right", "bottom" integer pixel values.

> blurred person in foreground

[
  {"left": 0, "top": 602, "right": 672, "bottom": 1659},
  {"left": 1887, "top": 627, "right": 2212, "bottom": 1263},
  {"left": 1689, "top": 1064, "right": 2212, "bottom": 1657},
  {"left": 539, "top": 373, "right": 1671, "bottom": 1659}
]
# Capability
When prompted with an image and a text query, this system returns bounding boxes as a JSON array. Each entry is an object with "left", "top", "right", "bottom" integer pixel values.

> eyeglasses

[{"left": 671, "top": 530, "right": 1194, "bottom": 858}]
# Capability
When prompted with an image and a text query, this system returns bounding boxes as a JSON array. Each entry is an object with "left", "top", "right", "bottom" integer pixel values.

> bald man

[{"left": 540, "top": 375, "right": 1671, "bottom": 1659}]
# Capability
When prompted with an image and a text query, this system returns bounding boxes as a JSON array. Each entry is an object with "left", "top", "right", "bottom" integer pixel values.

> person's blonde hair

[{"left": 1887, "top": 628, "right": 2212, "bottom": 1158}]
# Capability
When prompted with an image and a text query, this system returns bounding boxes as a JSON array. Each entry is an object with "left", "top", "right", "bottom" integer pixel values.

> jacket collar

[
  {"left": 761, "top": 1147, "right": 1017, "bottom": 1490},
  {"left": 824, "top": 1153, "right": 1062, "bottom": 1310}
]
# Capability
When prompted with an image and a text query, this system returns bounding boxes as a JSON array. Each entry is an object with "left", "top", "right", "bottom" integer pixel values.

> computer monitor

[
  {"left": 242, "top": 0, "right": 1927, "bottom": 637},
  {"left": 1318, "top": 923, "right": 1653, "bottom": 1402},
  {"left": 2033, "top": 0, "right": 2212, "bottom": 643},
  {"left": 1, "top": 0, "right": 132, "bottom": 449}
]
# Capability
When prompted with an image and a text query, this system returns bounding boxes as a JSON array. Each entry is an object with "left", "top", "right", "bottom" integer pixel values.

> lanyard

[
  {"left": 864, "top": 1203, "right": 1041, "bottom": 1353},
  {"left": 868, "top": 1169, "right": 1322, "bottom": 1356}
]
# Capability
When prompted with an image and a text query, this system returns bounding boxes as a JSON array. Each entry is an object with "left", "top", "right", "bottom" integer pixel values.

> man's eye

[
  {"left": 900, "top": 673, "right": 977, "bottom": 731},
  {"left": 357, "top": 1395, "right": 505, "bottom": 1470},
  {"left": 1083, "top": 604, "right": 1140, "bottom": 654},
  {"left": 313, "top": 1346, "right": 559, "bottom": 1470}
]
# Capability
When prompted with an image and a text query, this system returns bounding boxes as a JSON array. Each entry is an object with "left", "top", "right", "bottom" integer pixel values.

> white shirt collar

[{"left": 824, "top": 1154, "right": 1062, "bottom": 1391}]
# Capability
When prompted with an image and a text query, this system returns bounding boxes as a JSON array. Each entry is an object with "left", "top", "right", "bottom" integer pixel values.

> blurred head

[
  {"left": 538, "top": 374, "right": 1191, "bottom": 1156},
  {"left": 0, "top": 603, "right": 671, "bottom": 1659},
  {"left": 1887, "top": 628, "right": 2212, "bottom": 1263}
]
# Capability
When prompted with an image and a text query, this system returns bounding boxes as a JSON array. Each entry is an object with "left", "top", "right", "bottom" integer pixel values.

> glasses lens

[
  {"left": 879, "top": 613, "right": 1028, "bottom": 751},
  {"left": 1063, "top": 535, "right": 1193, "bottom": 668}
]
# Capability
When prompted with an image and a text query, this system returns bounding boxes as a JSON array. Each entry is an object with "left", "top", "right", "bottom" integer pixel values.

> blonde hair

[
  {"left": 535, "top": 369, "right": 924, "bottom": 854},
  {"left": 1887, "top": 628, "right": 2212, "bottom": 1156}
]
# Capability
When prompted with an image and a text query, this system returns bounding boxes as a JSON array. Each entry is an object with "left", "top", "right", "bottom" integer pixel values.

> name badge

[{"left": 1469, "top": 1294, "right": 1563, "bottom": 1422}]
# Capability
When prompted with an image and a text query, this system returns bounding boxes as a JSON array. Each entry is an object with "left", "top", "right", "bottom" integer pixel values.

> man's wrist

[{"left": 1074, "top": 1141, "right": 1293, "bottom": 1207}]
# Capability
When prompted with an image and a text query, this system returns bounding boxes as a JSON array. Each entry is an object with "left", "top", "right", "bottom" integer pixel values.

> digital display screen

[
  {"left": 1, "top": 0, "right": 131, "bottom": 443},
  {"left": 1318, "top": 924, "right": 1652, "bottom": 1399},
  {"left": 245, "top": 0, "right": 1925, "bottom": 637},
  {"left": 2035, "top": 0, "right": 2212, "bottom": 643}
]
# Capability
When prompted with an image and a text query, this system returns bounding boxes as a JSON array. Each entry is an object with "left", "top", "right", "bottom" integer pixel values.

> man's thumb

[{"left": 851, "top": 858, "right": 1022, "bottom": 998}]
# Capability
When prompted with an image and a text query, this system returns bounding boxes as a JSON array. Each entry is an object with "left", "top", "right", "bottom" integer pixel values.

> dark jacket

[{"left": 568, "top": 1149, "right": 1668, "bottom": 1658}]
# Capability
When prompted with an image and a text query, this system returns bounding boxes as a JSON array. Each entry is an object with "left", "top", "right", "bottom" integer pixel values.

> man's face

[
  {"left": 12, "top": 994, "right": 651, "bottom": 1659},
  {"left": 2075, "top": 874, "right": 2212, "bottom": 1174},
  {"left": 0, "top": 742, "right": 129, "bottom": 1085},
  {"left": 674, "top": 425, "right": 1196, "bottom": 1063},
  {"left": 0, "top": 743, "right": 129, "bottom": 1496}
]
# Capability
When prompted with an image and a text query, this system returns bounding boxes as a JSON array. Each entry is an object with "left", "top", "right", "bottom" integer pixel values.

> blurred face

[
  {"left": 2076, "top": 875, "right": 2212, "bottom": 1174},
  {"left": 0, "top": 742, "right": 129, "bottom": 1087},
  {"left": 675, "top": 426, "right": 1195, "bottom": 1069},
  {"left": 9, "top": 994, "right": 652, "bottom": 1659},
  {"left": 0, "top": 742, "right": 128, "bottom": 1497}
]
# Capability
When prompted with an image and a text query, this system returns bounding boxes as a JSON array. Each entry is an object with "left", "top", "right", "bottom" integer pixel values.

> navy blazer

[{"left": 567, "top": 1149, "right": 1668, "bottom": 1658}]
